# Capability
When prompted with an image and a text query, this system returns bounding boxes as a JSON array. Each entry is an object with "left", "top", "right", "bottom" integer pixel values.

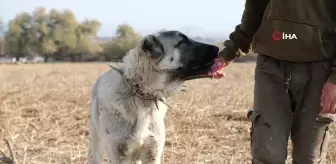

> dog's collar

[{"left": 107, "top": 64, "right": 171, "bottom": 109}]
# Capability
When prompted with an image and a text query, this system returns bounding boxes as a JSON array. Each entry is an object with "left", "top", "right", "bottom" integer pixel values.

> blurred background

[{"left": 0, "top": 0, "right": 251, "bottom": 63}]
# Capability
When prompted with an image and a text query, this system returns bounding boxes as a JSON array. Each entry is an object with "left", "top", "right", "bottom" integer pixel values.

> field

[{"left": 0, "top": 63, "right": 335, "bottom": 164}]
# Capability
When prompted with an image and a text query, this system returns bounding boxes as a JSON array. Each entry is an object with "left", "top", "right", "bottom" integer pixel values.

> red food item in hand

[{"left": 208, "top": 57, "right": 227, "bottom": 79}]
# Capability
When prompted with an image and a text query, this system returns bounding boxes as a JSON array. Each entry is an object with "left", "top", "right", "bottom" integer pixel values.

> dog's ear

[{"left": 141, "top": 35, "right": 164, "bottom": 58}]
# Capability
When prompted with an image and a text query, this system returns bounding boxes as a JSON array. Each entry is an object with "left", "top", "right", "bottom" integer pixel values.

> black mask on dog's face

[
  {"left": 140, "top": 31, "right": 219, "bottom": 81},
  {"left": 176, "top": 39, "right": 219, "bottom": 80}
]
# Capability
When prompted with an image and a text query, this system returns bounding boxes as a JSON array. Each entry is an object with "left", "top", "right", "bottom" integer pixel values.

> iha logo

[{"left": 272, "top": 31, "right": 297, "bottom": 41}]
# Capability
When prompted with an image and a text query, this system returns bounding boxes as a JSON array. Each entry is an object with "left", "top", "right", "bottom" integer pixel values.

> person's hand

[
  {"left": 320, "top": 82, "right": 336, "bottom": 114},
  {"left": 218, "top": 40, "right": 242, "bottom": 62},
  {"left": 207, "top": 40, "right": 243, "bottom": 79},
  {"left": 208, "top": 56, "right": 230, "bottom": 79}
]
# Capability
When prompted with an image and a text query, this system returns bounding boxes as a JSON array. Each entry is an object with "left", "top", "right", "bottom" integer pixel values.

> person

[{"left": 217, "top": 0, "right": 336, "bottom": 163}]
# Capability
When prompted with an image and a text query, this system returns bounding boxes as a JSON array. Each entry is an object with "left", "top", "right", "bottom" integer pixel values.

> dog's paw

[{"left": 118, "top": 136, "right": 144, "bottom": 157}]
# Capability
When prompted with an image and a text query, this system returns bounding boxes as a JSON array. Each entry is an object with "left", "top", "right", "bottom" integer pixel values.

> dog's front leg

[
  {"left": 139, "top": 136, "right": 164, "bottom": 164},
  {"left": 88, "top": 120, "right": 103, "bottom": 164},
  {"left": 105, "top": 146, "right": 120, "bottom": 164},
  {"left": 105, "top": 146, "right": 135, "bottom": 164}
]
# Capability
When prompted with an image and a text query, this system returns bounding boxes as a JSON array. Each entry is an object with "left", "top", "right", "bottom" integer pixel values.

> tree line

[{"left": 0, "top": 7, "right": 142, "bottom": 62}]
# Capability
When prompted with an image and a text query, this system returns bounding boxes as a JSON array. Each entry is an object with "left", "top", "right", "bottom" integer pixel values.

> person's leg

[
  {"left": 249, "top": 55, "right": 293, "bottom": 164},
  {"left": 290, "top": 61, "right": 335, "bottom": 164}
]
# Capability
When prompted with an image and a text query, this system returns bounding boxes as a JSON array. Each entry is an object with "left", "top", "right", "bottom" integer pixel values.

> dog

[{"left": 88, "top": 30, "right": 221, "bottom": 164}]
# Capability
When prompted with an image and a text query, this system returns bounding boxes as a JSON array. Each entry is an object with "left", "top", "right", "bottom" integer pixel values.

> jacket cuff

[{"left": 327, "top": 71, "right": 336, "bottom": 84}]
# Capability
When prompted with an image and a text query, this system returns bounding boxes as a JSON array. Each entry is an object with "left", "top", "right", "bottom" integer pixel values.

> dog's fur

[{"left": 88, "top": 31, "right": 219, "bottom": 164}]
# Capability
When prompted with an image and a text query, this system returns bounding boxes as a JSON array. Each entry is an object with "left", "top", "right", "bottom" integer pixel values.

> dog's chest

[
  {"left": 99, "top": 98, "right": 168, "bottom": 138},
  {"left": 138, "top": 103, "right": 167, "bottom": 137}
]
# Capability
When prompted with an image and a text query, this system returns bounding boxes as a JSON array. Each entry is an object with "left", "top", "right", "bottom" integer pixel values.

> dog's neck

[
  {"left": 122, "top": 48, "right": 166, "bottom": 96},
  {"left": 123, "top": 75, "right": 159, "bottom": 100},
  {"left": 107, "top": 64, "right": 171, "bottom": 109}
]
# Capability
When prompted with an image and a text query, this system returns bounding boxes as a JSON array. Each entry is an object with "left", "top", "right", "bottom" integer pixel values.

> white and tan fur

[
  {"left": 88, "top": 31, "right": 219, "bottom": 164},
  {"left": 88, "top": 42, "right": 184, "bottom": 164}
]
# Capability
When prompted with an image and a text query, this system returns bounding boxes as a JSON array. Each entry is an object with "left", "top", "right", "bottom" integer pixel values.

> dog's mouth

[
  {"left": 178, "top": 46, "right": 223, "bottom": 80},
  {"left": 156, "top": 68, "right": 182, "bottom": 73},
  {"left": 161, "top": 41, "right": 223, "bottom": 82},
  {"left": 179, "top": 56, "right": 224, "bottom": 80},
  {"left": 177, "top": 42, "right": 222, "bottom": 80}
]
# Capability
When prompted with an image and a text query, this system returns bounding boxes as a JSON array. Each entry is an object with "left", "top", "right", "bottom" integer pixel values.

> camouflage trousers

[{"left": 248, "top": 55, "right": 335, "bottom": 164}]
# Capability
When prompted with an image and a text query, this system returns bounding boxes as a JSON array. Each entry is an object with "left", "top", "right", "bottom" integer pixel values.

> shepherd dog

[{"left": 88, "top": 30, "right": 222, "bottom": 164}]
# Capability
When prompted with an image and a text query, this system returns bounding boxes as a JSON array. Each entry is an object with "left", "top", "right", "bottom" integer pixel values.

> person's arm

[{"left": 220, "top": 0, "right": 270, "bottom": 61}]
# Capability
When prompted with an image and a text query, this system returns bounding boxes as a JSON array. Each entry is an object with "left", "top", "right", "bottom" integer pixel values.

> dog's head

[{"left": 122, "top": 30, "right": 220, "bottom": 96}]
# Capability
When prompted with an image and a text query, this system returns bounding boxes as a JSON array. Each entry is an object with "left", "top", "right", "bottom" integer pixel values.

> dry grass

[{"left": 0, "top": 63, "right": 335, "bottom": 164}]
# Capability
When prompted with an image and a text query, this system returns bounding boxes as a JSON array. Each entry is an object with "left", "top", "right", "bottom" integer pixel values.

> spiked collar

[{"left": 107, "top": 64, "right": 171, "bottom": 109}]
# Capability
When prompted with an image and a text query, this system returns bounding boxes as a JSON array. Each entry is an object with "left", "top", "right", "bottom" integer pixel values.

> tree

[
  {"left": 115, "top": 24, "right": 140, "bottom": 39},
  {"left": 0, "top": 17, "right": 5, "bottom": 54},
  {"left": 4, "top": 7, "right": 103, "bottom": 62},
  {"left": 72, "top": 19, "right": 102, "bottom": 61},
  {"left": 0, "top": 17, "right": 4, "bottom": 37},
  {"left": 100, "top": 24, "right": 141, "bottom": 60},
  {"left": 53, "top": 9, "right": 78, "bottom": 59},
  {"left": 31, "top": 7, "right": 57, "bottom": 61},
  {"left": 5, "top": 12, "right": 35, "bottom": 60},
  {"left": 49, "top": 9, "right": 102, "bottom": 61}
]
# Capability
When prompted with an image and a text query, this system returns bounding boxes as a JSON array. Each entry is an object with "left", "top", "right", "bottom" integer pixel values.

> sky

[{"left": 0, "top": 0, "right": 245, "bottom": 38}]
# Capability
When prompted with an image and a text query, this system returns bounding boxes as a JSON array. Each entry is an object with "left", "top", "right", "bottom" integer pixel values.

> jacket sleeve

[
  {"left": 228, "top": 0, "right": 270, "bottom": 54},
  {"left": 327, "top": 61, "right": 336, "bottom": 84},
  {"left": 327, "top": 32, "right": 336, "bottom": 84}
]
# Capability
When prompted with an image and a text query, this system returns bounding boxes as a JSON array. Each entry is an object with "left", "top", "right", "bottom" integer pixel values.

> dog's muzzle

[{"left": 179, "top": 43, "right": 220, "bottom": 80}]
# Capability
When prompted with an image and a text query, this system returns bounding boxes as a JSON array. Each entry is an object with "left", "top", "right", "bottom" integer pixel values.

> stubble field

[{"left": 0, "top": 63, "right": 335, "bottom": 164}]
